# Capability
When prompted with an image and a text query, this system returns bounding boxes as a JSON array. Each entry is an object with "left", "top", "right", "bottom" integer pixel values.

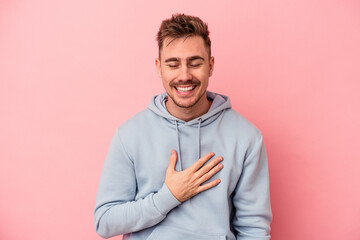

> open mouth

[{"left": 175, "top": 86, "right": 196, "bottom": 93}]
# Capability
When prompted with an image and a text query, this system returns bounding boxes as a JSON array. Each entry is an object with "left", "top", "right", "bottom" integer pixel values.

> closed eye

[
  {"left": 189, "top": 63, "right": 202, "bottom": 68},
  {"left": 167, "top": 64, "right": 179, "bottom": 68}
]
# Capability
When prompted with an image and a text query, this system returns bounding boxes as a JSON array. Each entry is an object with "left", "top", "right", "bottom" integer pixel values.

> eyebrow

[
  {"left": 164, "top": 57, "right": 179, "bottom": 63},
  {"left": 188, "top": 56, "right": 205, "bottom": 61},
  {"left": 164, "top": 56, "right": 205, "bottom": 63}
]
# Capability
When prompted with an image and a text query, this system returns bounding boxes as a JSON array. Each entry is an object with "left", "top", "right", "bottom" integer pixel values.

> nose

[{"left": 178, "top": 65, "right": 193, "bottom": 81}]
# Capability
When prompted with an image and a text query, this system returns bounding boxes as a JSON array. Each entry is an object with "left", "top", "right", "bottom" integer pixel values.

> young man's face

[{"left": 155, "top": 36, "right": 214, "bottom": 110}]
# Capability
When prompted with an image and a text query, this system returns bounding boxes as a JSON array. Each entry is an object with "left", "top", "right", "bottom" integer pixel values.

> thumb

[{"left": 167, "top": 150, "right": 177, "bottom": 173}]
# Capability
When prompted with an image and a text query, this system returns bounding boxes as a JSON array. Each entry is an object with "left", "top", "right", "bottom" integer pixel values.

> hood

[
  {"left": 147, "top": 91, "right": 232, "bottom": 126},
  {"left": 147, "top": 91, "right": 232, "bottom": 171}
]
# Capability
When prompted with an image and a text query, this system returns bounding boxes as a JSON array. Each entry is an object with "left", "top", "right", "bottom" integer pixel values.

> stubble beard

[{"left": 168, "top": 87, "right": 207, "bottom": 109}]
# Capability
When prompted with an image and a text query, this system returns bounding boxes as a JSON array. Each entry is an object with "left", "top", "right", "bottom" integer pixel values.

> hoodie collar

[{"left": 147, "top": 91, "right": 232, "bottom": 127}]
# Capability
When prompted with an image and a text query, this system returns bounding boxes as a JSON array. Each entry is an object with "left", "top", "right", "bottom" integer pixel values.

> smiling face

[{"left": 155, "top": 35, "right": 214, "bottom": 119}]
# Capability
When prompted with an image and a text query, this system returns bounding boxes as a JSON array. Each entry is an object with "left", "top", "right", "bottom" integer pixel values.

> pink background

[{"left": 1, "top": 0, "right": 359, "bottom": 239}]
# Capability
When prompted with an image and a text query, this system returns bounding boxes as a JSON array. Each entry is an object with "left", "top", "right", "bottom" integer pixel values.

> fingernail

[{"left": 218, "top": 164, "right": 223, "bottom": 169}]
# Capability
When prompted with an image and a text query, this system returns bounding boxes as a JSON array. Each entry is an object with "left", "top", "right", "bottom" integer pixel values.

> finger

[
  {"left": 197, "top": 179, "right": 221, "bottom": 193},
  {"left": 167, "top": 150, "right": 177, "bottom": 173},
  {"left": 196, "top": 157, "right": 223, "bottom": 176},
  {"left": 190, "top": 152, "right": 215, "bottom": 172},
  {"left": 198, "top": 162, "right": 223, "bottom": 183}
]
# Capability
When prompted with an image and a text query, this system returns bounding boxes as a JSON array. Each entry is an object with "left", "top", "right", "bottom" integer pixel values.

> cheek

[
  {"left": 161, "top": 70, "right": 177, "bottom": 82},
  {"left": 161, "top": 75, "right": 173, "bottom": 88},
  {"left": 194, "top": 69, "right": 210, "bottom": 80}
]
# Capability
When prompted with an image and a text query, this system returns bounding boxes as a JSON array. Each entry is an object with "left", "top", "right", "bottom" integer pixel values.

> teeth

[{"left": 176, "top": 86, "right": 195, "bottom": 92}]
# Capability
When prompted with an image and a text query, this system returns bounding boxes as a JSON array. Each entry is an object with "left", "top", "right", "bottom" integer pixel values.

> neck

[{"left": 165, "top": 95, "right": 212, "bottom": 122}]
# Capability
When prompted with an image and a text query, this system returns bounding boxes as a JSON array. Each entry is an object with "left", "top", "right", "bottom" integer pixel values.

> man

[{"left": 94, "top": 13, "right": 272, "bottom": 239}]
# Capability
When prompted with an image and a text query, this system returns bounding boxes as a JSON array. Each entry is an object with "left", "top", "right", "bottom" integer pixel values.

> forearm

[
  {"left": 94, "top": 129, "right": 181, "bottom": 238},
  {"left": 94, "top": 184, "right": 180, "bottom": 238},
  {"left": 233, "top": 134, "right": 272, "bottom": 239}
]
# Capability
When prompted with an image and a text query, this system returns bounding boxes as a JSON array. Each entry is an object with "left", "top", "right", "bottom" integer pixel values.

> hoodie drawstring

[
  {"left": 197, "top": 118, "right": 202, "bottom": 159},
  {"left": 175, "top": 120, "right": 183, "bottom": 171},
  {"left": 174, "top": 118, "right": 203, "bottom": 171}
]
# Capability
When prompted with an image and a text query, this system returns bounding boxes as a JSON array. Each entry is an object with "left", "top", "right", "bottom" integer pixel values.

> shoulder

[
  {"left": 222, "top": 109, "right": 262, "bottom": 139},
  {"left": 116, "top": 108, "right": 156, "bottom": 136},
  {"left": 221, "top": 109, "right": 265, "bottom": 159}
]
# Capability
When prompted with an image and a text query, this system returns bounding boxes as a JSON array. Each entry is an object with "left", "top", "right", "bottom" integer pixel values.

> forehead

[{"left": 160, "top": 36, "right": 208, "bottom": 60}]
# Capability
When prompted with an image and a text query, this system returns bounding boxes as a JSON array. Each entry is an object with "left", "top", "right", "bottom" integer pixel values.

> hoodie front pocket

[{"left": 146, "top": 225, "right": 226, "bottom": 240}]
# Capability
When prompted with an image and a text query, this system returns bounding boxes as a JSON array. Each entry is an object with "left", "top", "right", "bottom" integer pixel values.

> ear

[
  {"left": 209, "top": 56, "right": 215, "bottom": 77},
  {"left": 155, "top": 58, "right": 162, "bottom": 78}
]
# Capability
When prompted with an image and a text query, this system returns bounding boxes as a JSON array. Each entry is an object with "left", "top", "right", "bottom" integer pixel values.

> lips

[
  {"left": 171, "top": 80, "right": 200, "bottom": 94},
  {"left": 175, "top": 86, "right": 196, "bottom": 92}
]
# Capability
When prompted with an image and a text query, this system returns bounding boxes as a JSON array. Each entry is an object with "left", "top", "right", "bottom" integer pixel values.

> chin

[{"left": 173, "top": 97, "right": 200, "bottom": 109}]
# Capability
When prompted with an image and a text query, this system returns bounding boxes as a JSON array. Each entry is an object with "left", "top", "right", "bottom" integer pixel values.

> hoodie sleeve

[
  {"left": 94, "top": 128, "right": 181, "bottom": 239},
  {"left": 232, "top": 133, "right": 272, "bottom": 240}
]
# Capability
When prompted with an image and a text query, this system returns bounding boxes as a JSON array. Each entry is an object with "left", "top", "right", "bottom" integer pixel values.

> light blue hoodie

[{"left": 94, "top": 91, "right": 272, "bottom": 240}]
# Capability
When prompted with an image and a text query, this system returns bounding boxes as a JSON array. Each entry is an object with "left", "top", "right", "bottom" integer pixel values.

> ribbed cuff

[{"left": 153, "top": 184, "right": 181, "bottom": 216}]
